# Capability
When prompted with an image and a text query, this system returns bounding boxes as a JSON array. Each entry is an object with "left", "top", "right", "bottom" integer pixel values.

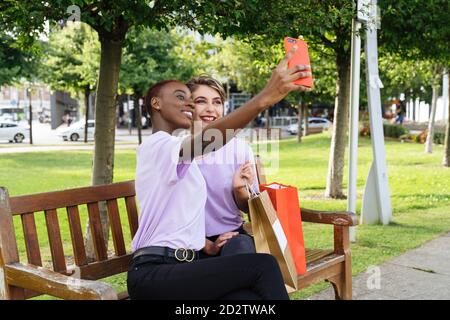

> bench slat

[
  {"left": 66, "top": 206, "right": 88, "bottom": 266},
  {"left": 21, "top": 213, "right": 43, "bottom": 267},
  {"left": 125, "top": 196, "right": 139, "bottom": 238},
  {"left": 106, "top": 199, "right": 127, "bottom": 256},
  {"left": 73, "top": 254, "right": 132, "bottom": 280},
  {"left": 10, "top": 181, "right": 135, "bottom": 215},
  {"left": 44, "top": 209, "right": 67, "bottom": 273},
  {"left": 298, "top": 255, "right": 345, "bottom": 290},
  {"left": 305, "top": 248, "right": 334, "bottom": 264},
  {"left": 87, "top": 202, "right": 108, "bottom": 261}
]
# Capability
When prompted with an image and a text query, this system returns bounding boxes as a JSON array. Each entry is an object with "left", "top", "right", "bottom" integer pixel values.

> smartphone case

[{"left": 284, "top": 37, "right": 313, "bottom": 88}]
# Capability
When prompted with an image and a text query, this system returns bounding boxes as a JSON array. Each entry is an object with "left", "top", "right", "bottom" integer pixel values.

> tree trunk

[
  {"left": 297, "top": 102, "right": 302, "bottom": 143},
  {"left": 443, "top": 83, "right": 450, "bottom": 167},
  {"left": 84, "top": 87, "right": 90, "bottom": 144},
  {"left": 303, "top": 103, "right": 309, "bottom": 137},
  {"left": 325, "top": 50, "right": 351, "bottom": 199},
  {"left": 425, "top": 83, "right": 439, "bottom": 153},
  {"left": 134, "top": 94, "right": 142, "bottom": 145},
  {"left": 84, "top": 37, "right": 123, "bottom": 261}
]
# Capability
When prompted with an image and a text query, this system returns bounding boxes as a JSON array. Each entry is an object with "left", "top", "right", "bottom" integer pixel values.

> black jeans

[
  {"left": 200, "top": 225, "right": 256, "bottom": 259},
  {"left": 127, "top": 253, "right": 289, "bottom": 300}
]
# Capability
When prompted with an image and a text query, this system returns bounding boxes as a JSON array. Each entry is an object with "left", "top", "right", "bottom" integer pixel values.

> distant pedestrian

[{"left": 395, "top": 101, "right": 406, "bottom": 125}]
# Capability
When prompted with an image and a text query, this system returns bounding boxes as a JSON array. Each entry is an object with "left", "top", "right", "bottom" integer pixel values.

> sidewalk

[
  {"left": 0, "top": 143, "right": 139, "bottom": 154},
  {"left": 309, "top": 232, "right": 450, "bottom": 300}
]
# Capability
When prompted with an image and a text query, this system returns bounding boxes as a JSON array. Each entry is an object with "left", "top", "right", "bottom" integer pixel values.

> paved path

[
  {"left": 309, "top": 232, "right": 450, "bottom": 300},
  {"left": 0, "top": 143, "right": 139, "bottom": 154}
]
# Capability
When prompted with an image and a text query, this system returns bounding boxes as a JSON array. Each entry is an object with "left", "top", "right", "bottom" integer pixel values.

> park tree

[
  {"left": 378, "top": 0, "right": 450, "bottom": 164},
  {"left": 379, "top": 54, "right": 434, "bottom": 111},
  {"left": 0, "top": 34, "right": 40, "bottom": 143},
  {"left": 0, "top": 35, "right": 27, "bottom": 86},
  {"left": 0, "top": 0, "right": 266, "bottom": 259},
  {"left": 41, "top": 22, "right": 100, "bottom": 142},
  {"left": 119, "top": 27, "right": 196, "bottom": 143}
]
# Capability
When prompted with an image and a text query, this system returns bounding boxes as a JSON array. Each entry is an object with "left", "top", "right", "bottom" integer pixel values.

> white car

[
  {"left": 0, "top": 121, "right": 29, "bottom": 143},
  {"left": 287, "top": 117, "right": 333, "bottom": 135},
  {"left": 57, "top": 120, "right": 95, "bottom": 141}
]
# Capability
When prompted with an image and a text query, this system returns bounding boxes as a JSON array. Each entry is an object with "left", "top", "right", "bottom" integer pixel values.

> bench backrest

[{"left": 0, "top": 181, "right": 138, "bottom": 299}]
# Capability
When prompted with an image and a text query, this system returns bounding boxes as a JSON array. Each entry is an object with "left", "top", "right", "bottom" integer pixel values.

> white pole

[
  {"left": 348, "top": 18, "right": 362, "bottom": 242},
  {"left": 360, "top": 0, "right": 392, "bottom": 225}
]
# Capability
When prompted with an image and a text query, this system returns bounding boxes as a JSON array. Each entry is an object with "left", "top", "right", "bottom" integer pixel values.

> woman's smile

[
  {"left": 199, "top": 115, "right": 217, "bottom": 123},
  {"left": 182, "top": 110, "right": 193, "bottom": 120}
]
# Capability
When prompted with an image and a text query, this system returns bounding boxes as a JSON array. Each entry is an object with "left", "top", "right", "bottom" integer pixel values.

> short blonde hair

[{"left": 186, "top": 75, "right": 226, "bottom": 104}]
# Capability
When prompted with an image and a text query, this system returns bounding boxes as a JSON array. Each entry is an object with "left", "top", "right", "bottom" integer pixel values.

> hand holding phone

[{"left": 284, "top": 37, "right": 313, "bottom": 88}]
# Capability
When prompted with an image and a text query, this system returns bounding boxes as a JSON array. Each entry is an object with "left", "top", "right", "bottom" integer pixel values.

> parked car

[
  {"left": 57, "top": 120, "right": 94, "bottom": 141},
  {"left": 287, "top": 117, "right": 333, "bottom": 135},
  {"left": 0, "top": 121, "right": 29, "bottom": 143}
]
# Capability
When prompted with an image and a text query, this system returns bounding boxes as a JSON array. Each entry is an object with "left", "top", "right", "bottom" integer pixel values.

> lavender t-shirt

[
  {"left": 132, "top": 131, "right": 206, "bottom": 252},
  {"left": 196, "top": 138, "right": 259, "bottom": 237}
]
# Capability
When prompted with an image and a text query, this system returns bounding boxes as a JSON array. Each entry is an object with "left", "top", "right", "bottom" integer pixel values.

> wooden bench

[{"left": 0, "top": 159, "right": 357, "bottom": 300}]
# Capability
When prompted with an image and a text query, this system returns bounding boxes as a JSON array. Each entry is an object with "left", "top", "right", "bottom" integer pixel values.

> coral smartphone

[{"left": 284, "top": 37, "right": 313, "bottom": 88}]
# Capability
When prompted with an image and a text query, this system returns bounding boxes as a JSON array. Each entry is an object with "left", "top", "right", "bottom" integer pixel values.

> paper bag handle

[{"left": 245, "top": 181, "right": 258, "bottom": 199}]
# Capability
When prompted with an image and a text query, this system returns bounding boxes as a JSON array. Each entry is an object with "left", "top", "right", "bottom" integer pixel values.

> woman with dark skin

[{"left": 128, "top": 47, "right": 311, "bottom": 300}]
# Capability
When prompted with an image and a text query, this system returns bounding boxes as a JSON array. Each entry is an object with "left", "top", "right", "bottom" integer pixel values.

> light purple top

[
  {"left": 132, "top": 131, "right": 206, "bottom": 252},
  {"left": 196, "top": 138, "right": 259, "bottom": 237}
]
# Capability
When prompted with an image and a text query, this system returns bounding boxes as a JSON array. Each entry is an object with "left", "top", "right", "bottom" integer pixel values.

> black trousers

[
  {"left": 200, "top": 224, "right": 256, "bottom": 259},
  {"left": 127, "top": 253, "right": 289, "bottom": 300}
]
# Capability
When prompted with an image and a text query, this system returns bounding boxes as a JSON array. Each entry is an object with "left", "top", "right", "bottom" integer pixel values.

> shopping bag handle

[{"left": 245, "top": 181, "right": 258, "bottom": 199}]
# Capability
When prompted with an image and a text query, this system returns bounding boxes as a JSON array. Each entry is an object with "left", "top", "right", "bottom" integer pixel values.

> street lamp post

[{"left": 27, "top": 86, "right": 33, "bottom": 145}]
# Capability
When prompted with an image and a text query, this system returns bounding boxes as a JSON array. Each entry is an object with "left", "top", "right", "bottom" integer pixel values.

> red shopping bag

[{"left": 260, "top": 182, "right": 306, "bottom": 275}]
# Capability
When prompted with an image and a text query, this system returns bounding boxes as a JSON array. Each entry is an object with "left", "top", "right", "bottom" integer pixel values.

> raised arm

[{"left": 180, "top": 46, "right": 311, "bottom": 161}]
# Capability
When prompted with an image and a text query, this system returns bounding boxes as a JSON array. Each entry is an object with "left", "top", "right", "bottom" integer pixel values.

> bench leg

[
  {"left": 328, "top": 260, "right": 352, "bottom": 300},
  {"left": 330, "top": 225, "right": 353, "bottom": 300}
]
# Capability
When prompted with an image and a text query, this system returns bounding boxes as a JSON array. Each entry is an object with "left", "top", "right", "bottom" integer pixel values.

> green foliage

[
  {"left": 383, "top": 123, "right": 409, "bottom": 138},
  {"left": 40, "top": 23, "right": 100, "bottom": 96},
  {"left": 379, "top": 0, "right": 450, "bottom": 63},
  {"left": 204, "top": 36, "right": 283, "bottom": 95},
  {"left": 0, "top": 35, "right": 24, "bottom": 85},
  {"left": 0, "top": 34, "right": 41, "bottom": 86},
  {"left": 433, "top": 132, "right": 445, "bottom": 145},
  {"left": 119, "top": 27, "right": 196, "bottom": 96},
  {"left": 379, "top": 53, "right": 435, "bottom": 102},
  {"left": 378, "top": 52, "right": 446, "bottom": 107}
]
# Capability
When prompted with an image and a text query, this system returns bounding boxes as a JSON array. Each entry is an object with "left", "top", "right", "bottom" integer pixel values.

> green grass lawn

[{"left": 1, "top": 133, "right": 450, "bottom": 299}]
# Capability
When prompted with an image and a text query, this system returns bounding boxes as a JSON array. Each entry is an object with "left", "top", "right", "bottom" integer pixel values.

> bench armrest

[
  {"left": 301, "top": 208, "right": 358, "bottom": 226},
  {"left": 4, "top": 263, "right": 118, "bottom": 300}
]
